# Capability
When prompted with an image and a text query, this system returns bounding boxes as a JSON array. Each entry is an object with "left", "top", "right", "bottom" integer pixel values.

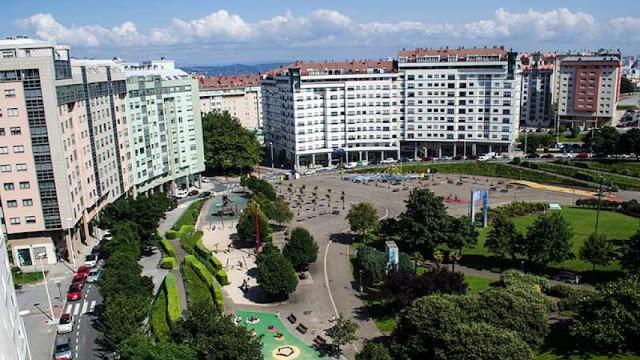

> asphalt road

[{"left": 60, "top": 279, "right": 104, "bottom": 360}]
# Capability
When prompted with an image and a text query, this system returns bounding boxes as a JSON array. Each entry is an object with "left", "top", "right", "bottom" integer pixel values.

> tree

[
  {"left": 486, "top": 213, "right": 523, "bottom": 260},
  {"left": 571, "top": 277, "right": 640, "bottom": 352},
  {"left": 384, "top": 268, "right": 467, "bottom": 308},
  {"left": 329, "top": 315, "right": 358, "bottom": 355},
  {"left": 619, "top": 128, "right": 640, "bottom": 158},
  {"left": 236, "top": 201, "right": 271, "bottom": 243},
  {"left": 436, "top": 323, "right": 534, "bottom": 360},
  {"left": 621, "top": 76, "right": 636, "bottom": 94},
  {"left": 101, "top": 292, "right": 151, "bottom": 349},
  {"left": 346, "top": 202, "right": 379, "bottom": 239},
  {"left": 447, "top": 216, "right": 478, "bottom": 270},
  {"left": 172, "top": 303, "right": 263, "bottom": 360},
  {"left": 201, "top": 111, "right": 261, "bottom": 174},
  {"left": 117, "top": 335, "right": 196, "bottom": 360},
  {"left": 584, "top": 126, "right": 620, "bottom": 156},
  {"left": 256, "top": 247, "right": 298, "bottom": 299},
  {"left": 398, "top": 188, "right": 452, "bottom": 255},
  {"left": 522, "top": 212, "right": 574, "bottom": 267},
  {"left": 579, "top": 233, "right": 616, "bottom": 271},
  {"left": 621, "top": 230, "right": 640, "bottom": 274},
  {"left": 356, "top": 342, "right": 392, "bottom": 360},
  {"left": 245, "top": 176, "right": 277, "bottom": 200},
  {"left": 356, "top": 245, "right": 387, "bottom": 286},
  {"left": 269, "top": 196, "right": 293, "bottom": 226},
  {"left": 340, "top": 191, "right": 346, "bottom": 209},
  {"left": 283, "top": 227, "right": 319, "bottom": 271}
]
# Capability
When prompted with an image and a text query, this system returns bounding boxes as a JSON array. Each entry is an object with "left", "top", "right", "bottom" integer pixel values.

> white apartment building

[
  {"left": 199, "top": 74, "right": 262, "bottom": 131},
  {"left": 120, "top": 60, "right": 205, "bottom": 195},
  {"left": 397, "top": 47, "right": 521, "bottom": 158},
  {"left": 0, "top": 231, "right": 29, "bottom": 360},
  {"left": 517, "top": 53, "right": 555, "bottom": 128},
  {"left": 262, "top": 60, "right": 402, "bottom": 168}
]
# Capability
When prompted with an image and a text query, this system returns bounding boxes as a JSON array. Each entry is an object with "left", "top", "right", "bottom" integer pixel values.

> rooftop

[
  {"left": 199, "top": 74, "right": 261, "bottom": 90},
  {"left": 398, "top": 47, "right": 507, "bottom": 62},
  {"left": 268, "top": 59, "right": 395, "bottom": 76}
]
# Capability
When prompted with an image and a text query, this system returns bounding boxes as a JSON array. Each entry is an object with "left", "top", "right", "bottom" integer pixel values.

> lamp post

[
  {"left": 269, "top": 141, "right": 274, "bottom": 169},
  {"left": 66, "top": 218, "right": 76, "bottom": 268},
  {"left": 35, "top": 252, "right": 56, "bottom": 323},
  {"left": 18, "top": 310, "right": 33, "bottom": 360},
  {"left": 595, "top": 174, "right": 604, "bottom": 235}
]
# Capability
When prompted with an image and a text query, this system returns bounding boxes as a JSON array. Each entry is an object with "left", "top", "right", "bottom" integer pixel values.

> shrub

[
  {"left": 500, "top": 270, "right": 550, "bottom": 293},
  {"left": 165, "top": 230, "right": 178, "bottom": 240},
  {"left": 180, "top": 229, "right": 203, "bottom": 254},
  {"left": 172, "top": 199, "right": 205, "bottom": 231},
  {"left": 510, "top": 157, "right": 521, "bottom": 165},
  {"left": 489, "top": 202, "right": 547, "bottom": 221},
  {"left": 160, "top": 257, "right": 177, "bottom": 269},
  {"left": 164, "top": 273, "right": 181, "bottom": 324},
  {"left": 575, "top": 171, "right": 594, "bottom": 182},
  {"left": 216, "top": 269, "right": 230, "bottom": 285},
  {"left": 150, "top": 286, "right": 169, "bottom": 341},
  {"left": 547, "top": 284, "right": 593, "bottom": 312},
  {"left": 184, "top": 255, "right": 224, "bottom": 312},
  {"left": 159, "top": 238, "right": 176, "bottom": 257}
]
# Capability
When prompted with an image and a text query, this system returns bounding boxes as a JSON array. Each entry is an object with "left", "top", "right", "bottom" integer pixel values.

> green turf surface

[
  {"left": 236, "top": 310, "right": 322, "bottom": 360},
  {"left": 11, "top": 270, "right": 45, "bottom": 286},
  {"left": 569, "top": 161, "right": 640, "bottom": 178},
  {"left": 536, "top": 162, "right": 640, "bottom": 191},
  {"left": 150, "top": 286, "right": 170, "bottom": 341},
  {"left": 466, "top": 208, "right": 639, "bottom": 272},
  {"left": 465, "top": 274, "right": 494, "bottom": 294}
]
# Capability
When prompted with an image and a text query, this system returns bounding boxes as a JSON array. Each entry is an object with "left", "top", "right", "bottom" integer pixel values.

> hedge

[
  {"left": 184, "top": 255, "right": 224, "bottom": 312},
  {"left": 500, "top": 269, "right": 551, "bottom": 292},
  {"left": 165, "top": 230, "right": 178, "bottom": 240},
  {"left": 172, "top": 199, "right": 206, "bottom": 231},
  {"left": 159, "top": 238, "right": 176, "bottom": 257},
  {"left": 489, "top": 201, "right": 547, "bottom": 221},
  {"left": 164, "top": 273, "right": 181, "bottom": 324},
  {"left": 150, "top": 285, "right": 169, "bottom": 341},
  {"left": 216, "top": 269, "right": 230, "bottom": 285},
  {"left": 160, "top": 257, "right": 177, "bottom": 269}
]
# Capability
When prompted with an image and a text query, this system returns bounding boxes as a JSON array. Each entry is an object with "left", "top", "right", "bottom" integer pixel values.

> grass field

[
  {"left": 11, "top": 270, "right": 45, "bottom": 286},
  {"left": 150, "top": 287, "right": 170, "bottom": 341},
  {"left": 535, "top": 162, "right": 640, "bottom": 191},
  {"left": 465, "top": 208, "right": 639, "bottom": 273},
  {"left": 569, "top": 160, "right": 640, "bottom": 178},
  {"left": 182, "top": 263, "right": 213, "bottom": 306},
  {"left": 465, "top": 274, "right": 495, "bottom": 294}
]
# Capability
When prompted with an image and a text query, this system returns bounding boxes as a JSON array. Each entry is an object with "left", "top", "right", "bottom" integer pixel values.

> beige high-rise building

[{"left": 199, "top": 74, "right": 262, "bottom": 130}]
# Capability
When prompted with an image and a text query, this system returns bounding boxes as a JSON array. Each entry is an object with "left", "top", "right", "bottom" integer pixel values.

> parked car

[
  {"left": 525, "top": 153, "right": 540, "bottom": 159},
  {"left": 453, "top": 155, "right": 464, "bottom": 160},
  {"left": 175, "top": 189, "right": 188, "bottom": 198},
  {"left": 90, "top": 245, "right": 100, "bottom": 255},
  {"left": 552, "top": 271, "right": 581, "bottom": 284},
  {"left": 303, "top": 168, "right": 317, "bottom": 175},
  {"left": 381, "top": 158, "right": 397, "bottom": 164},
  {"left": 77, "top": 265, "right": 91, "bottom": 276},
  {"left": 344, "top": 162, "right": 358, "bottom": 169},
  {"left": 576, "top": 152, "right": 591, "bottom": 159},
  {"left": 421, "top": 156, "right": 434, "bottom": 161},
  {"left": 201, "top": 177, "right": 210, "bottom": 183},
  {"left": 67, "top": 285, "right": 82, "bottom": 301},
  {"left": 57, "top": 313, "right": 74, "bottom": 334},
  {"left": 71, "top": 273, "right": 86, "bottom": 289},
  {"left": 541, "top": 153, "right": 555, "bottom": 159},
  {"left": 198, "top": 191, "right": 212, "bottom": 198},
  {"left": 84, "top": 254, "right": 98, "bottom": 268},
  {"left": 54, "top": 337, "right": 73, "bottom": 360},
  {"left": 102, "top": 230, "right": 112, "bottom": 241},
  {"left": 87, "top": 267, "right": 101, "bottom": 283}
]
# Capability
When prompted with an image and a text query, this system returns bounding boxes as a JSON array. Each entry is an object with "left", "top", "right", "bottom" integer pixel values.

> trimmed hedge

[
  {"left": 150, "top": 285, "right": 169, "bottom": 341},
  {"left": 500, "top": 269, "right": 551, "bottom": 292},
  {"left": 184, "top": 255, "right": 224, "bottom": 312},
  {"left": 216, "top": 269, "right": 230, "bottom": 285},
  {"left": 164, "top": 273, "right": 181, "bottom": 324},
  {"left": 489, "top": 201, "right": 547, "bottom": 221},
  {"left": 165, "top": 230, "right": 178, "bottom": 240},
  {"left": 160, "top": 257, "right": 177, "bottom": 269},
  {"left": 172, "top": 199, "right": 206, "bottom": 231},
  {"left": 159, "top": 238, "right": 176, "bottom": 257}
]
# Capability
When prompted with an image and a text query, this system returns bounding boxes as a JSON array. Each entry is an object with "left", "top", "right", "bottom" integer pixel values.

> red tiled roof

[
  {"left": 398, "top": 47, "right": 507, "bottom": 61},
  {"left": 199, "top": 74, "right": 261, "bottom": 90}
]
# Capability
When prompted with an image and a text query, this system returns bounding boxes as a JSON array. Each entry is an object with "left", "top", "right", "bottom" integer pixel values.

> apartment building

[
  {"left": 397, "top": 47, "right": 521, "bottom": 157},
  {"left": 199, "top": 74, "right": 262, "bottom": 131},
  {"left": 517, "top": 52, "right": 555, "bottom": 128},
  {"left": 119, "top": 60, "right": 205, "bottom": 195},
  {"left": 262, "top": 60, "right": 402, "bottom": 168},
  {"left": 0, "top": 231, "right": 29, "bottom": 360},
  {"left": 0, "top": 37, "right": 131, "bottom": 268},
  {"left": 553, "top": 51, "right": 622, "bottom": 129}
]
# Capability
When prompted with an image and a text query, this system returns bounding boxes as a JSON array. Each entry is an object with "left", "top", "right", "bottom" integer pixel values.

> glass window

[
  {"left": 6, "top": 200, "right": 17, "bottom": 208},
  {"left": 7, "top": 108, "right": 18, "bottom": 117},
  {"left": 13, "top": 145, "right": 24, "bottom": 153},
  {"left": 3, "top": 183, "right": 14, "bottom": 190},
  {"left": 25, "top": 216, "right": 36, "bottom": 224},
  {"left": 9, "top": 217, "right": 20, "bottom": 225},
  {"left": 0, "top": 146, "right": 7, "bottom": 154},
  {"left": 22, "top": 199, "right": 33, "bottom": 206},
  {"left": 19, "top": 181, "right": 29, "bottom": 189},
  {"left": 16, "top": 163, "right": 27, "bottom": 171},
  {"left": 4, "top": 89, "right": 16, "bottom": 98},
  {"left": 17, "top": 248, "right": 32, "bottom": 266},
  {"left": 0, "top": 164, "right": 11, "bottom": 172},
  {"left": 10, "top": 127, "right": 21, "bottom": 135}
]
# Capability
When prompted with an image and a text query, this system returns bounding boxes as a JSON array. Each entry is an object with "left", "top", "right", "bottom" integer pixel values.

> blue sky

[{"left": 2, "top": 0, "right": 639, "bottom": 65}]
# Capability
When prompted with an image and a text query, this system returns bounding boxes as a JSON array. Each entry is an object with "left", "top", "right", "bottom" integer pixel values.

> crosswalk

[{"left": 65, "top": 300, "right": 96, "bottom": 316}]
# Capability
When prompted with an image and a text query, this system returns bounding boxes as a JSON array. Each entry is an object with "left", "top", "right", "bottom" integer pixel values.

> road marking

[
  {"left": 65, "top": 303, "right": 73, "bottom": 314},
  {"left": 72, "top": 303, "right": 80, "bottom": 316},
  {"left": 86, "top": 288, "right": 91, "bottom": 296},
  {"left": 81, "top": 301, "right": 88, "bottom": 315},
  {"left": 89, "top": 300, "right": 97, "bottom": 313}
]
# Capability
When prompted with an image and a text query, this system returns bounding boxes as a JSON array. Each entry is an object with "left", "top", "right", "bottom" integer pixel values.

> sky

[{"left": 2, "top": 0, "right": 639, "bottom": 66}]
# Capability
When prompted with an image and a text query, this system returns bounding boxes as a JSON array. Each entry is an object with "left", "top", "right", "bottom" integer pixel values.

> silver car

[
  {"left": 87, "top": 267, "right": 101, "bottom": 283},
  {"left": 54, "top": 336, "right": 72, "bottom": 360}
]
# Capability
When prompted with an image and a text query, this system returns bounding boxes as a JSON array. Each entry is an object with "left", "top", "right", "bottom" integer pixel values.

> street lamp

[
  {"left": 66, "top": 218, "right": 76, "bottom": 268},
  {"left": 269, "top": 141, "right": 274, "bottom": 169},
  {"left": 34, "top": 251, "right": 56, "bottom": 323},
  {"left": 18, "top": 310, "right": 33, "bottom": 360}
]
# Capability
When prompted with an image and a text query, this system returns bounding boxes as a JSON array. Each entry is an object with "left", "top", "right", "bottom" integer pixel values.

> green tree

[
  {"left": 436, "top": 323, "right": 534, "bottom": 360},
  {"left": 172, "top": 303, "right": 263, "bottom": 360},
  {"left": 101, "top": 292, "right": 151, "bottom": 349},
  {"left": 486, "top": 213, "right": 523, "bottom": 260},
  {"left": 256, "top": 248, "right": 298, "bottom": 299},
  {"left": 117, "top": 335, "right": 196, "bottom": 360},
  {"left": 621, "top": 76, "right": 636, "bottom": 94},
  {"left": 356, "top": 245, "right": 387, "bottom": 286},
  {"left": 329, "top": 315, "right": 358, "bottom": 355},
  {"left": 346, "top": 202, "right": 379, "bottom": 239},
  {"left": 270, "top": 196, "right": 293, "bottom": 226},
  {"left": 447, "top": 216, "right": 478, "bottom": 270},
  {"left": 356, "top": 342, "right": 392, "bottom": 360},
  {"left": 522, "top": 212, "right": 574, "bottom": 267},
  {"left": 398, "top": 188, "right": 452, "bottom": 256},
  {"left": 283, "top": 227, "right": 319, "bottom": 271},
  {"left": 236, "top": 201, "right": 271, "bottom": 243},
  {"left": 584, "top": 126, "right": 620, "bottom": 156},
  {"left": 621, "top": 229, "right": 640, "bottom": 274},
  {"left": 202, "top": 111, "right": 261, "bottom": 174},
  {"left": 619, "top": 128, "right": 640, "bottom": 158},
  {"left": 579, "top": 233, "right": 616, "bottom": 271}
]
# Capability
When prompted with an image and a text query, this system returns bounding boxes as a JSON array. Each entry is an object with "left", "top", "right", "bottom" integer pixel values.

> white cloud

[{"left": 14, "top": 8, "right": 639, "bottom": 55}]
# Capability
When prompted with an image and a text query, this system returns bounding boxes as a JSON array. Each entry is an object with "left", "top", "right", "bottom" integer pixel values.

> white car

[
  {"left": 175, "top": 189, "right": 188, "bottom": 198},
  {"left": 381, "top": 158, "right": 397, "bottom": 164},
  {"left": 344, "top": 162, "right": 358, "bottom": 169},
  {"left": 57, "top": 313, "right": 74, "bottom": 334},
  {"left": 84, "top": 254, "right": 98, "bottom": 268},
  {"left": 201, "top": 177, "right": 210, "bottom": 183},
  {"left": 87, "top": 267, "right": 101, "bottom": 283},
  {"left": 303, "top": 169, "right": 317, "bottom": 175}
]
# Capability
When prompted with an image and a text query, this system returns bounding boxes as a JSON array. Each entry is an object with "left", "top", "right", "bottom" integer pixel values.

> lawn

[
  {"left": 535, "top": 162, "right": 640, "bottom": 191},
  {"left": 12, "top": 270, "right": 46, "bottom": 286},
  {"left": 465, "top": 274, "right": 494, "bottom": 294},
  {"left": 569, "top": 160, "right": 640, "bottom": 178},
  {"left": 182, "top": 262, "right": 213, "bottom": 306},
  {"left": 150, "top": 287, "right": 170, "bottom": 341},
  {"left": 465, "top": 208, "right": 639, "bottom": 273}
]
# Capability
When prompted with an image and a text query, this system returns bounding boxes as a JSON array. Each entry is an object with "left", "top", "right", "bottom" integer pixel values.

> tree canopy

[
  {"left": 522, "top": 212, "right": 574, "bottom": 267},
  {"left": 621, "top": 230, "right": 640, "bottom": 274},
  {"left": 346, "top": 202, "right": 379, "bottom": 238},
  {"left": 584, "top": 126, "right": 621, "bottom": 156},
  {"left": 579, "top": 233, "right": 616, "bottom": 271},
  {"left": 236, "top": 201, "right": 271, "bottom": 243},
  {"left": 256, "top": 247, "right": 298, "bottom": 299},
  {"left": 202, "top": 111, "right": 261, "bottom": 174},
  {"left": 283, "top": 227, "right": 319, "bottom": 271},
  {"left": 486, "top": 213, "right": 523, "bottom": 260}
]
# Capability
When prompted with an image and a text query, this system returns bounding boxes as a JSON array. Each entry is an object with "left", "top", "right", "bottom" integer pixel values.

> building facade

[
  {"left": 262, "top": 60, "right": 402, "bottom": 168},
  {"left": 120, "top": 60, "right": 205, "bottom": 196},
  {"left": 517, "top": 53, "right": 555, "bottom": 128},
  {"left": 0, "top": 37, "right": 132, "bottom": 268},
  {"left": 397, "top": 47, "right": 521, "bottom": 157},
  {"left": 199, "top": 74, "right": 262, "bottom": 131},
  {"left": 0, "top": 230, "right": 29, "bottom": 360},
  {"left": 553, "top": 51, "right": 622, "bottom": 129}
]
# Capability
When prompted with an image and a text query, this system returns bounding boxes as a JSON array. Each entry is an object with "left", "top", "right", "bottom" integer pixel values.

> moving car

[
  {"left": 67, "top": 285, "right": 82, "bottom": 301},
  {"left": 71, "top": 273, "right": 86, "bottom": 289},
  {"left": 54, "top": 337, "right": 73, "bottom": 360},
  {"left": 198, "top": 191, "right": 212, "bottom": 198},
  {"left": 87, "top": 267, "right": 101, "bottom": 283},
  {"left": 552, "top": 271, "right": 581, "bottom": 284},
  {"left": 57, "top": 313, "right": 74, "bottom": 334},
  {"left": 84, "top": 254, "right": 98, "bottom": 268}
]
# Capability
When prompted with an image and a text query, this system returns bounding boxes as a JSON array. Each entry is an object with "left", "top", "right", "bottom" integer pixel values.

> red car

[
  {"left": 77, "top": 265, "right": 91, "bottom": 275},
  {"left": 71, "top": 273, "right": 86, "bottom": 289},
  {"left": 421, "top": 156, "right": 433, "bottom": 161},
  {"left": 453, "top": 155, "right": 464, "bottom": 160},
  {"left": 67, "top": 285, "right": 82, "bottom": 301},
  {"left": 541, "top": 153, "right": 554, "bottom": 159},
  {"left": 576, "top": 152, "right": 590, "bottom": 159}
]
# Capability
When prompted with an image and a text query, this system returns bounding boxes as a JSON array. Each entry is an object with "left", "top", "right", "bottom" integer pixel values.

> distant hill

[{"left": 182, "top": 63, "right": 288, "bottom": 76}]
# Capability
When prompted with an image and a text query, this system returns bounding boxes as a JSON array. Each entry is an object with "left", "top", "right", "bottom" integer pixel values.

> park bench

[
  {"left": 287, "top": 313, "right": 297, "bottom": 324},
  {"left": 296, "top": 323, "right": 308, "bottom": 334},
  {"left": 313, "top": 335, "right": 327, "bottom": 345}
]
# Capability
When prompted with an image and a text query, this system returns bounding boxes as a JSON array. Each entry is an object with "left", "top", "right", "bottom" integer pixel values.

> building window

[
  {"left": 13, "top": 145, "right": 25, "bottom": 153},
  {"left": 10, "top": 127, "right": 21, "bottom": 135},
  {"left": 10, "top": 217, "right": 20, "bottom": 225},
  {"left": 19, "top": 181, "right": 29, "bottom": 189},
  {"left": 25, "top": 216, "right": 36, "bottom": 224},
  {"left": 7, "top": 108, "right": 18, "bottom": 117},
  {"left": 16, "top": 163, "right": 27, "bottom": 171},
  {"left": 6, "top": 200, "right": 17, "bottom": 208},
  {"left": 0, "top": 128, "right": 4, "bottom": 136},
  {"left": 4, "top": 183, "right": 14, "bottom": 190},
  {"left": 0, "top": 146, "right": 7, "bottom": 154},
  {"left": 22, "top": 199, "right": 33, "bottom": 207},
  {"left": 0, "top": 164, "right": 11, "bottom": 172},
  {"left": 4, "top": 89, "right": 16, "bottom": 98}
]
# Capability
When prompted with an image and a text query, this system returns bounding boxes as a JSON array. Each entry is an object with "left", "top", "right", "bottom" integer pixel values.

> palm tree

[
  {"left": 433, "top": 249, "right": 444, "bottom": 270},
  {"left": 325, "top": 193, "right": 331, "bottom": 207},
  {"left": 312, "top": 198, "right": 317, "bottom": 211},
  {"left": 313, "top": 186, "right": 319, "bottom": 193},
  {"left": 340, "top": 191, "right": 346, "bottom": 210},
  {"left": 287, "top": 186, "right": 293, "bottom": 201}
]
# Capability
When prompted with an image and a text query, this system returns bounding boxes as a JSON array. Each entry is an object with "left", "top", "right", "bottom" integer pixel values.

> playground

[{"left": 236, "top": 311, "right": 323, "bottom": 360}]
